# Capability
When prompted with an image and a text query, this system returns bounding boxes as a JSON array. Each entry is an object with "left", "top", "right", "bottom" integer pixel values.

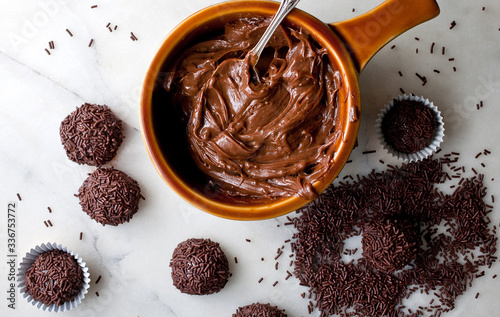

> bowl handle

[{"left": 329, "top": 0, "right": 440, "bottom": 73}]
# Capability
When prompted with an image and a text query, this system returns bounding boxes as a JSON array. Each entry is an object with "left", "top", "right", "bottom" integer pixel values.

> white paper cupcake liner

[
  {"left": 17, "top": 242, "right": 90, "bottom": 312},
  {"left": 375, "top": 94, "right": 445, "bottom": 162}
]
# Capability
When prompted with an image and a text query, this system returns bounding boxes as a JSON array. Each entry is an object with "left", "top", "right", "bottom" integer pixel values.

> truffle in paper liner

[
  {"left": 17, "top": 242, "right": 90, "bottom": 312},
  {"left": 375, "top": 94, "right": 444, "bottom": 162}
]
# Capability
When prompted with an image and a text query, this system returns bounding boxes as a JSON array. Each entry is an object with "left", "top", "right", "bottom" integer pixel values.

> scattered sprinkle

[
  {"left": 258, "top": 277, "right": 264, "bottom": 283},
  {"left": 130, "top": 32, "right": 138, "bottom": 41},
  {"left": 272, "top": 281, "right": 279, "bottom": 287},
  {"left": 234, "top": 256, "right": 238, "bottom": 264},
  {"left": 88, "top": 39, "right": 94, "bottom": 47},
  {"left": 66, "top": 29, "right": 73, "bottom": 37},
  {"left": 95, "top": 275, "right": 102, "bottom": 284},
  {"left": 415, "top": 73, "right": 427, "bottom": 85},
  {"left": 79, "top": 232, "right": 83, "bottom": 240},
  {"left": 48, "top": 207, "right": 52, "bottom": 213},
  {"left": 91, "top": 5, "right": 98, "bottom": 9},
  {"left": 450, "top": 21, "right": 457, "bottom": 29},
  {"left": 430, "top": 42, "right": 435, "bottom": 54},
  {"left": 95, "top": 291, "right": 100, "bottom": 297},
  {"left": 45, "top": 48, "right": 51, "bottom": 55},
  {"left": 362, "top": 150, "right": 376, "bottom": 155},
  {"left": 391, "top": 45, "right": 396, "bottom": 49}
]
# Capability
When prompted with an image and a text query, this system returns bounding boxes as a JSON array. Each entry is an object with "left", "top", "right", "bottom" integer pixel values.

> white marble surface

[{"left": 1, "top": 0, "right": 500, "bottom": 316}]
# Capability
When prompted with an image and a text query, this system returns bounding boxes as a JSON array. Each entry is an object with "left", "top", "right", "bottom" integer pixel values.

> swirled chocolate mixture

[{"left": 163, "top": 17, "right": 342, "bottom": 200}]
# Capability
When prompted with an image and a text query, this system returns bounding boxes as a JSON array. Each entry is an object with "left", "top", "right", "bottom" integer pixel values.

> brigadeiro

[
  {"left": 170, "top": 238, "right": 230, "bottom": 295},
  {"left": 233, "top": 302, "right": 288, "bottom": 317},
  {"left": 60, "top": 103, "right": 124, "bottom": 166},
  {"left": 77, "top": 167, "right": 142, "bottom": 226},
  {"left": 362, "top": 217, "right": 420, "bottom": 274},
  {"left": 17, "top": 243, "right": 90, "bottom": 312},
  {"left": 375, "top": 94, "right": 444, "bottom": 161}
]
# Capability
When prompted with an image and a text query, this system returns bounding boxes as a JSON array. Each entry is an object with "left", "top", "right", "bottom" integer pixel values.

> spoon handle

[{"left": 250, "top": 0, "right": 301, "bottom": 60}]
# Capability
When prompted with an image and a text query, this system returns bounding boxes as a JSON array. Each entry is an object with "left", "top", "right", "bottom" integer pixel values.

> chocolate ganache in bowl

[
  {"left": 141, "top": 0, "right": 440, "bottom": 220},
  {"left": 162, "top": 17, "right": 342, "bottom": 200}
]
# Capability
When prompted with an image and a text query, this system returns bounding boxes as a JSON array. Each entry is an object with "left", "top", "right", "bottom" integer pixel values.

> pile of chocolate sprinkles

[
  {"left": 25, "top": 249, "right": 83, "bottom": 307},
  {"left": 381, "top": 99, "right": 439, "bottom": 154},
  {"left": 60, "top": 103, "right": 123, "bottom": 166},
  {"left": 170, "top": 238, "right": 230, "bottom": 295},
  {"left": 77, "top": 167, "right": 142, "bottom": 226},
  {"left": 233, "top": 302, "right": 288, "bottom": 317},
  {"left": 290, "top": 155, "right": 497, "bottom": 316}
]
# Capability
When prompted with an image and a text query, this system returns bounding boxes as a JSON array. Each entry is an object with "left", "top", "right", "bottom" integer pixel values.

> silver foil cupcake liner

[
  {"left": 375, "top": 94, "right": 445, "bottom": 162},
  {"left": 17, "top": 242, "right": 90, "bottom": 312}
]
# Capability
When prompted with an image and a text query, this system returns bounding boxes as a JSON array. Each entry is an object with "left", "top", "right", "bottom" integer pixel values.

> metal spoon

[{"left": 249, "top": 0, "right": 301, "bottom": 81}]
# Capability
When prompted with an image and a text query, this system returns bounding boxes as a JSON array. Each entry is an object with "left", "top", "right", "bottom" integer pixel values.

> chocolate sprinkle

[
  {"left": 290, "top": 156, "right": 497, "bottom": 316},
  {"left": 60, "top": 103, "right": 123, "bottom": 166},
  {"left": 381, "top": 99, "right": 439, "bottom": 154},
  {"left": 25, "top": 249, "right": 83, "bottom": 307},
  {"left": 170, "top": 238, "right": 229, "bottom": 295},
  {"left": 77, "top": 167, "right": 142, "bottom": 226},
  {"left": 233, "top": 303, "right": 287, "bottom": 317}
]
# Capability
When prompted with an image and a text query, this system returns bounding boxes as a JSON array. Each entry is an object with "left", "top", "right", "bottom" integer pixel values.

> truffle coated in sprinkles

[
  {"left": 77, "top": 167, "right": 142, "bottom": 226},
  {"left": 24, "top": 249, "right": 83, "bottom": 307},
  {"left": 232, "top": 302, "right": 287, "bottom": 317},
  {"left": 381, "top": 98, "right": 439, "bottom": 154},
  {"left": 170, "top": 238, "right": 229, "bottom": 295},
  {"left": 59, "top": 103, "right": 123, "bottom": 166}
]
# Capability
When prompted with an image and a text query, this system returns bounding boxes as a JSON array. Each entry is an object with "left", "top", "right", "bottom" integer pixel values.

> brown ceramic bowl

[{"left": 140, "top": 0, "right": 440, "bottom": 220}]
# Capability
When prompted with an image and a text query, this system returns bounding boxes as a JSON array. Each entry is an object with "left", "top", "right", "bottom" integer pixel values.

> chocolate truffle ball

[
  {"left": 362, "top": 217, "right": 420, "bottom": 274},
  {"left": 170, "top": 238, "right": 229, "bottom": 295},
  {"left": 233, "top": 303, "right": 288, "bottom": 317},
  {"left": 381, "top": 99, "right": 439, "bottom": 154},
  {"left": 25, "top": 249, "right": 83, "bottom": 307},
  {"left": 60, "top": 103, "right": 124, "bottom": 166},
  {"left": 77, "top": 167, "right": 142, "bottom": 226}
]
